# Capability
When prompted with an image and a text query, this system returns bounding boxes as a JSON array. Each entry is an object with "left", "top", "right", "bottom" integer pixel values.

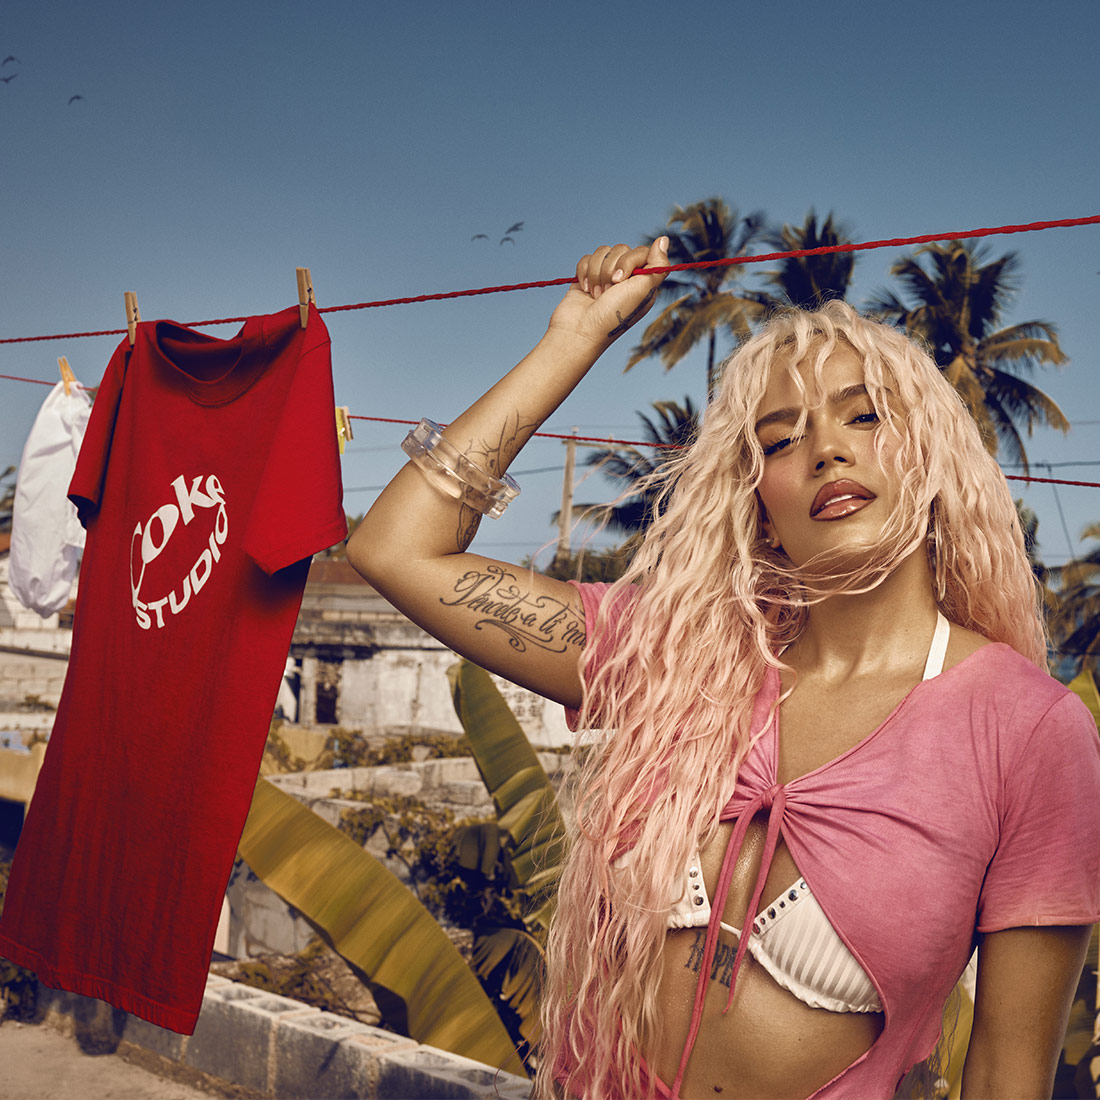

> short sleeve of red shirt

[
  {"left": 242, "top": 308, "right": 346, "bottom": 572},
  {"left": 977, "top": 689, "right": 1100, "bottom": 931}
]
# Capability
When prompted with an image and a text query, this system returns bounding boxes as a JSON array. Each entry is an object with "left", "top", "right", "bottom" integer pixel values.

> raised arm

[{"left": 346, "top": 239, "right": 668, "bottom": 708}]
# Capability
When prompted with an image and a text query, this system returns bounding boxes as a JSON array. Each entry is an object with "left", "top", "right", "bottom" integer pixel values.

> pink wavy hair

[{"left": 537, "top": 300, "right": 1047, "bottom": 1099}]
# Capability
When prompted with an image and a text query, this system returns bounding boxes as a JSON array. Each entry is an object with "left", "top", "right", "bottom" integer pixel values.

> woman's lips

[{"left": 810, "top": 479, "right": 876, "bottom": 521}]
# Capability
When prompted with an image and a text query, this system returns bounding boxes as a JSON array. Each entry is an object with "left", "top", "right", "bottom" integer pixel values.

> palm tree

[
  {"left": 1049, "top": 522, "right": 1100, "bottom": 677},
  {"left": 576, "top": 398, "right": 699, "bottom": 536},
  {"left": 625, "top": 198, "right": 767, "bottom": 397},
  {"left": 754, "top": 209, "right": 857, "bottom": 308},
  {"left": 867, "top": 240, "right": 1069, "bottom": 471}
]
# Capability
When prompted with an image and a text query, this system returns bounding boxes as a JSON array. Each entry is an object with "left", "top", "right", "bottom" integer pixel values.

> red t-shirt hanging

[{"left": 0, "top": 304, "right": 347, "bottom": 1033}]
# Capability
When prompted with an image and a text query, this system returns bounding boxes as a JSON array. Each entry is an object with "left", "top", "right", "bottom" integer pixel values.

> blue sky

[{"left": 2, "top": 0, "right": 1098, "bottom": 567}]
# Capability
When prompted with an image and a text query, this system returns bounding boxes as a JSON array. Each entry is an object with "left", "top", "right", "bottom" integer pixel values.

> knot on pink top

[{"left": 671, "top": 780, "right": 789, "bottom": 1099}]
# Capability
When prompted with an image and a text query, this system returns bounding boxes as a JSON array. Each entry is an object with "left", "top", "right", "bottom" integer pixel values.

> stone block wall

[{"left": 33, "top": 974, "right": 533, "bottom": 1099}]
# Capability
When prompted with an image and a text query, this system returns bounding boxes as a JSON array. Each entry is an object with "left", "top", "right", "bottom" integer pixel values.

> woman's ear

[{"left": 758, "top": 498, "right": 780, "bottom": 550}]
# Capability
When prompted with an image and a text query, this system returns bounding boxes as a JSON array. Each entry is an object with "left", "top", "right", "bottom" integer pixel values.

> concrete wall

[
  {"left": 297, "top": 639, "right": 574, "bottom": 749},
  {"left": 33, "top": 975, "right": 532, "bottom": 1099}
]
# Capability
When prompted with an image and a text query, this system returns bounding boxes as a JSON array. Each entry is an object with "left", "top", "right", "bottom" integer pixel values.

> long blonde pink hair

[{"left": 538, "top": 300, "right": 1046, "bottom": 1098}]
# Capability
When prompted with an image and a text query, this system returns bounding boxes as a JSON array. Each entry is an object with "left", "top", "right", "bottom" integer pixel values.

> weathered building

[{"left": 290, "top": 560, "right": 571, "bottom": 747}]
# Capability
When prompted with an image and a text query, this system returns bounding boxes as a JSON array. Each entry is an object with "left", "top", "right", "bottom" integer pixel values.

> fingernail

[
  {"left": 612, "top": 269, "right": 624, "bottom": 282},
  {"left": 658, "top": 236, "right": 669, "bottom": 250},
  {"left": 582, "top": 278, "right": 589, "bottom": 293}
]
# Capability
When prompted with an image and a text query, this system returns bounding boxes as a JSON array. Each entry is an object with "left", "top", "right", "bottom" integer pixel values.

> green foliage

[
  {"left": 325, "top": 728, "right": 474, "bottom": 769},
  {"left": 868, "top": 239, "right": 1068, "bottom": 471},
  {"left": 1050, "top": 523, "right": 1100, "bottom": 679},
  {"left": 338, "top": 794, "right": 521, "bottom": 931},
  {"left": 627, "top": 197, "right": 767, "bottom": 396},
  {"left": 529, "top": 539, "right": 639, "bottom": 583},
  {"left": 446, "top": 661, "right": 570, "bottom": 1056},
  {"left": 220, "top": 938, "right": 372, "bottom": 1019},
  {"left": 762, "top": 210, "right": 856, "bottom": 307},
  {"left": 575, "top": 398, "right": 699, "bottom": 536}
]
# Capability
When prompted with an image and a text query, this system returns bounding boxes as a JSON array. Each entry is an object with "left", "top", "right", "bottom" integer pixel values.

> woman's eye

[
  {"left": 762, "top": 436, "right": 792, "bottom": 456},
  {"left": 850, "top": 410, "right": 879, "bottom": 426}
]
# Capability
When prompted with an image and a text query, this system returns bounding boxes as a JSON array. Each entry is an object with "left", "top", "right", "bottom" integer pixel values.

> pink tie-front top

[{"left": 566, "top": 581, "right": 1100, "bottom": 1098}]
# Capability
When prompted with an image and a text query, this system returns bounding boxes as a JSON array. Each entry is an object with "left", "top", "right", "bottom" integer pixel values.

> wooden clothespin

[
  {"left": 124, "top": 291, "right": 141, "bottom": 345},
  {"left": 335, "top": 406, "right": 353, "bottom": 455},
  {"left": 57, "top": 356, "right": 76, "bottom": 396},
  {"left": 296, "top": 267, "right": 315, "bottom": 328}
]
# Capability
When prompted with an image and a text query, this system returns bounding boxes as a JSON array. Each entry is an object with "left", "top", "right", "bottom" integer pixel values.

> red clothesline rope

[
  {"left": 3, "top": 213, "right": 1099, "bottom": 489},
  {"left": 0, "top": 383, "right": 1095, "bottom": 488},
  {"left": 1, "top": 214, "right": 1097, "bottom": 346}
]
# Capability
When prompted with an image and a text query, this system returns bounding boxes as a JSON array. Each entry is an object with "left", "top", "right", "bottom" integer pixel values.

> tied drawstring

[{"left": 670, "top": 783, "right": 788, "bottom": 1100}]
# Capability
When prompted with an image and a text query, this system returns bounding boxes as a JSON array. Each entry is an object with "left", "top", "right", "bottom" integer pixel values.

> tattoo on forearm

[
  {"left": 456, "top": 505, "right": 481, "bottom": 552},
  {"left": 684, "top": 930, "right": 737, "bottom": 989},
  {"left": 453, "top": 412, "right": 540, "bottom": 550},
  {"left": 467, "top": 412, "right": 541, "bottom": 477},
  {"left": 607, "top": 287, "right": 658, "bottom": 339},
  {"left": 440, "top": 564, "right": 586, "bottom": 653}
]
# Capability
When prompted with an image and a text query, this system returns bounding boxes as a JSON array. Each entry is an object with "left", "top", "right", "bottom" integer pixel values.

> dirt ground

[{"left": 0, "top": 1020, "right": 218, "bottom": 1100}]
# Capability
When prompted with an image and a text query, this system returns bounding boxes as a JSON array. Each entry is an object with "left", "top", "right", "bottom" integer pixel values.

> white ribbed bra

[{"left": 666, "top": 611, "right": 951, "bottom": 1015}]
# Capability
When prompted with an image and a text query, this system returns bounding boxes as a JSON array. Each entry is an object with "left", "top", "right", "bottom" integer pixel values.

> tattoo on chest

[
  {"left": 684, "top": 930, "right": 737, "bottom": 989},
  {"left": 440, "top": 564, "right": 586, "bottom": 653}
]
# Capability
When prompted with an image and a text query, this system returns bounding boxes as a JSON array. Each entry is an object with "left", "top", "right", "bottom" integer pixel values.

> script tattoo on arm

[
  {"left": 440, "top": 564, "right": 587, "bottom": 653},
  {"left": 454, "top": 412, "right": 540, "bottom": 552},
  {"left": 607, "top": 286, "right": 658, "bottom": 340}
]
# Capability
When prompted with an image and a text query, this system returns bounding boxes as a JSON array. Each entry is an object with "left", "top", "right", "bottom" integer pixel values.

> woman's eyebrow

[{"left": 754, "top": 383, "right": 871, "bottom": 433}]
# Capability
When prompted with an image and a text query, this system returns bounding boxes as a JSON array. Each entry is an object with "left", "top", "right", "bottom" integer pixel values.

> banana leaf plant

[
  {"left": 237, "top": 776, "right": 526, "bottom": 1078},
  {"left": 447, "top": 660, "right": 569, "bottom": 1048},
  {"left": 1067, "top": 668, "right": 1100, "bottom": 728}
]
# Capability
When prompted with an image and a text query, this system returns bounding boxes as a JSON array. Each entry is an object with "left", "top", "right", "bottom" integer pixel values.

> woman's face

[{"left": 754, "top": 345, "right": 901, "bottom": 570}]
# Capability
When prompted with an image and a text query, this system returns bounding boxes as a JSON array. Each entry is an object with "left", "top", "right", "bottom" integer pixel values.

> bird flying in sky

[
  {"left": 0, "top": 73, "right": 17, "bottom": 85},
  {"left": 68, "top": 94, "right": 85, "bottom": 105},
  {"left": 1, "top": 56, "right": 19, "bottom": 67},
  {"left": 472, "top": 221, "right": 525, "bottom": 243}
]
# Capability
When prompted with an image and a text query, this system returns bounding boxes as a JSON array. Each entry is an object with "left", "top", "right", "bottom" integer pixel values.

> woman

[{"left": 347, "top": 240, "right": 1100, "bottom": 1098}]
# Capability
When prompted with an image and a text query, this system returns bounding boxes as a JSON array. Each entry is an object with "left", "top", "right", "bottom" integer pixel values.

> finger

[
  {"left": 574, "top": 253, "right": 592, "bottom": 295},
  {"left": 614, "top": 237, "right": 669, "bottom": 284},
  {"left": 578, "top": 245, "right": 613, "bottom": 296},
  {"left": 598, "top": 244, "right": 633, "bottom": 297}
]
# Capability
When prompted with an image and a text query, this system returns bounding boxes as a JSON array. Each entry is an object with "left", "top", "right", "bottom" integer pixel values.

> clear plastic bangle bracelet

[{"left": 401, "top": 419, "right": 521, "bottom": 519}]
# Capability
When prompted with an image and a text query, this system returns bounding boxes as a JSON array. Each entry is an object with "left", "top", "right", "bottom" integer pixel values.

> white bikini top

[{"left": 666, "top": 610, "right": 951, "bottom": 1015}]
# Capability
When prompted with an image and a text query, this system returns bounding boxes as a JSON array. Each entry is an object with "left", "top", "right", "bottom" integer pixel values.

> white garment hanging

[{"left": 9, "top": 379, "right": 93, "bottom": 617}]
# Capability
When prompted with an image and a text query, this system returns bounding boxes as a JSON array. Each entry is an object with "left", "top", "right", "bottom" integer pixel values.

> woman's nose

[{"left": 813, "top": 435, "right": 852, "bottom": 473}]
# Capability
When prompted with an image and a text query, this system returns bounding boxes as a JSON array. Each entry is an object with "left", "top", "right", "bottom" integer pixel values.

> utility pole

[{"left": 554, "top": 429, "right": 577, "bottom": 569}]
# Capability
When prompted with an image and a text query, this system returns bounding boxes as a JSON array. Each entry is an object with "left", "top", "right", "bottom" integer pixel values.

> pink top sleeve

[
  {"left": 978, "top": 690, "right": 1100, "bottom": 931},
  {"left": 563, "top": 581, "right": 622, "bottom": 730}
]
